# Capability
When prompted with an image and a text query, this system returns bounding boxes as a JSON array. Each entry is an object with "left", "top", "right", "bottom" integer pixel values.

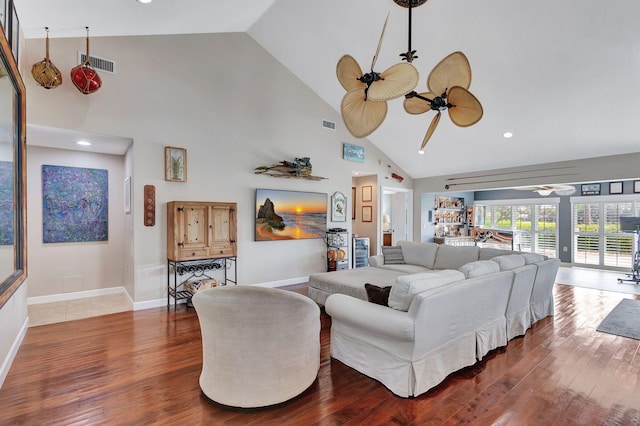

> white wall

[
  {"left": 0, "top": 280, "right": 27, "bottom": 388},
  {"left": 26, "top": 146, "right": 128, "bottom": 297},
  {"left": 21, "top": 32, "right": 410, "bottom": 302}
]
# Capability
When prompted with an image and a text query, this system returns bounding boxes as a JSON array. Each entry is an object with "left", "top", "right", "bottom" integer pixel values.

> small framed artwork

[
  {"left": 123, "top": 177, "right": 131, "bottom": 213},
  {"left": 351, "top": 187, "right": 356, "bottom": 220},
  {"left": 343, "top": 143, "right": 364, "bottom": 163},
  {"left": 609, "top": 181, "right": 623, "bottom": 195},
  {"left": 0, "top": 0, "right": 7, "bottom": 32},
  {"left": 362, "top": 185, "right": 372, "bottom": 202},
  {"left": 635, "top": 181, "right": 640, "bottom": 194},
  {"left": 164, "top": 146, "right": 187, "bottom": 182},
  {"left": 581, "top": 183, "right": 600, "bottom": 196},
  {"left": 8, "top": 0, "right": 18, "bottom": 61},
  {"left": 362, "top": 205, "right": 372, "bottom": 222},
  {"left": 331, "top": 191, "right": 347, "bottom": 222}
]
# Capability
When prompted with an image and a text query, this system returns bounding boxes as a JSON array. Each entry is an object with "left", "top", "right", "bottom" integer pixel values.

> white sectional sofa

[{"left": 308, "top": 240, "right": 561, "bottom": 397}]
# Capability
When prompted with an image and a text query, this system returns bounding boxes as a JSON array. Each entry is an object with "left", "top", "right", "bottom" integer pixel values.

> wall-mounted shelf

[{"left": 433, "top": 196, "right": 466, "bottom": 237}]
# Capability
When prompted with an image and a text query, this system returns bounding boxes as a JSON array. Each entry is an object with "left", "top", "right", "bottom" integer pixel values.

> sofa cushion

[
  {"left": 491, "top": 254, "right": 526, "bottom": 271},
  {"left": 479, "top": 247, "right": 518, "bottom": 261},
  {"left": 388, "top": 270, "right": 465, "bottom": 311},
  {"left": 382, "top": 246, "right": 405, "bottom": 264},
  {"left": 458, "top": 260, "right": 500, "bottom": 278},
  {"left": 364, "top": 283, "right": 391, "bottom": 306},
  {"left": 433, "top": 245, "right": 480, "bottom": 270},
  {"left": 378, "top": 264, "right": 431, "bottom": 274},
  {"left": 398, "top": 240, "right": 439, "bottom": 269},
  {"left": 521, "top": 253, "right": 545, "bottom": 264}
]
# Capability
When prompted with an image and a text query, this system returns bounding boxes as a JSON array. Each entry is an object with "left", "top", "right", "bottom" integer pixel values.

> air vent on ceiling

[
  {"left": 322, "top": 119, "right": 336, "bottom": 131},
  {"left": 78, "top": 51, "right": 116, "bottom": 74}
]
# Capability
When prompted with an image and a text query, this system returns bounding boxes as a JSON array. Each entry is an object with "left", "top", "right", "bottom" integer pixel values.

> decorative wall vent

[
  {"left": 78, "top": 51, "right": 116, "bottom": 74},
  {"left": 322, "top": 119, "right": 336, "bottom": 131}
]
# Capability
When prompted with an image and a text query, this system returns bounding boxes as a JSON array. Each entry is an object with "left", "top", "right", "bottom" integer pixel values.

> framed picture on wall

[
  {"left": 635, "top": 181, "right": 640, "bottom": 193},
  {"left": 581, "top": 183, "right": 600, "bottom": 196},
  {"left": 362, "top": 185, "right": 372, "bottom": 202},
  {"left": 362, "top": 205, "right": 372, "bottom": 222},
  {"left": 164, "top": 146, "right": 187, "bottom": 182},
  {"left": 124, "top": 177, "right": 131, "bottom": 214},
  {"left": 609, "top": 181, "right": 623, "bottom": 195},
  {"left": 331, "top": 191, "right": 347, "bottom": 222},
  {"left": 351, "top": 187, "right": 356, "bottom": 220}
]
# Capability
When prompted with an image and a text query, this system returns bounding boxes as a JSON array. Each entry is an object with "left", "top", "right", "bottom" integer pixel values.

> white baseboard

[
  {"left": 0, "top": 316, "right": 29, "bottom": 389},
  {"left": 27, "top": 278, "right": 310, "bottom": 312},
  {"left": 252, "top": 276, "right": 309, "bottom": 288},
  {"left": 134, "top": 278, "right": 309, "bottom": 310},
  {"left": 28, "top": 286, "right": 130, "bottom": 306},
  {"left": 133, "top": 298, "right": 176, "bottom": 311}
]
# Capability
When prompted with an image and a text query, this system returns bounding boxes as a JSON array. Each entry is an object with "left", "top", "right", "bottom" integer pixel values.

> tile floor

[
  {"left": 557, "top": 265, "right": 640, "bottom": 295},
  {"left": 27, "top": 266, "right": 640, "bottom": 327},
  {"left": 28, "top": 293, "right": 133, "bottom": 327}
]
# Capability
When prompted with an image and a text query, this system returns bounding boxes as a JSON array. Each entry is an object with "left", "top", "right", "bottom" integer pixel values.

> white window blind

[{"left": 571, "top": 197, "right": 640, "bottom": 268}]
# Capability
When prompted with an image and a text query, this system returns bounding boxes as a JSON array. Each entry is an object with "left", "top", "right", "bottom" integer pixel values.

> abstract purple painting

[
  {"left": 42, "top": 165, "right": 109, "bottom": 243},
  {"left": 0, "top": 161, "right": 13, "bottom": 245}
]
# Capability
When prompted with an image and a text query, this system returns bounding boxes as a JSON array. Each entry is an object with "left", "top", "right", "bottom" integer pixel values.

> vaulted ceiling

[{"left": 15, "top": 0, "right": 640, "bottom": 180}]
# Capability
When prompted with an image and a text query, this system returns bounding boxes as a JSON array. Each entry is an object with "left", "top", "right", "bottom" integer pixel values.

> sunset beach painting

[{"left": 255, "top": 189, "right": 327, "bottom": 241}]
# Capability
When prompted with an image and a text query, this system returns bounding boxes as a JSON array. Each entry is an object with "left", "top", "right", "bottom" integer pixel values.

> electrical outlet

[{"left": 563, "top": 246, "right": 568, "bottom": 252}]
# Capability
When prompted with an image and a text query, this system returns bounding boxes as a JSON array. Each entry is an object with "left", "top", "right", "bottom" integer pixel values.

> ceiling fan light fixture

[
  {"left": 418, "top": 149, "right": 425, "bottom": 155},
  {"left": 137, "top": 0, "right": 152, "bottom": 3},
  {"left": 503, "top": 132, "right": 514, "bottom": 138}
]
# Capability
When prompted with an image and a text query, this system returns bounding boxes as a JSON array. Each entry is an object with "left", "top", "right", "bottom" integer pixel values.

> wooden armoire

[{"left": 166, "top": 201, "right": 237, "bottom": 261}]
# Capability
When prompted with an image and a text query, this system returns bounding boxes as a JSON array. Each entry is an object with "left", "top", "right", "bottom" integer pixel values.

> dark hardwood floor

[{"left": 1, "top": 284, "right": 639, "bottom": 425}]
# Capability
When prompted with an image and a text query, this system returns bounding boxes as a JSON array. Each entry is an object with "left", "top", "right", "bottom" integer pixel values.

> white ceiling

[{"left": 14, "top": 0, "right": 640, "bottom": 180}]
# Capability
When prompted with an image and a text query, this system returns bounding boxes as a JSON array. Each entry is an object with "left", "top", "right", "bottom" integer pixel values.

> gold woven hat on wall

[{"left": 31, "top": 27, "right": 62, "bottom": 89}]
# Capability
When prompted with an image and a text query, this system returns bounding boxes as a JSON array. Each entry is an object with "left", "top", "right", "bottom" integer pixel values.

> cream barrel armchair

[{"left": 192, "top": 286, "right": 321, "bottom": 408}]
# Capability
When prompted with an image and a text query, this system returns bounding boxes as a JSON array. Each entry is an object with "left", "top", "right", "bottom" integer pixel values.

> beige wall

[
  {"left": 352, "top": 175, "right": 379, "bottom": 251},
  {"left": 21, "top": 32, "right": 410, "bottom": 302},
  {"left": 25, "top": 146, "right": 128, "bottom": 298}
]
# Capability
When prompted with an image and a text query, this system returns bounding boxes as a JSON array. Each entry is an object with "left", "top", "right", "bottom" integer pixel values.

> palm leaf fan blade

[
  {"left": 447, "top": 86, "right": 483, "bottom": 127},
  {"left": 341, "top": 89, "right": 387, "bottom": 138},
  {"left": 337, "top": 55, "right": 365, "bottom": 92},
  {"left": 367, "top": 63, "right": 419, "bottom": 101},
  {"left": 427, "top": 51, "right": 472, "bottom": 95},
  {"left": 403, "top": 91, "right": 435, "bottom": 115},
  {"left": 420, "top": 112, "right": 441, "bottom": 150}
]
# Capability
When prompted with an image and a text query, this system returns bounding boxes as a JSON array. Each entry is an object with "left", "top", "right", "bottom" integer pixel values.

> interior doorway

[{"left": 380, "top": 186, "right": 413, "bottom": 252}]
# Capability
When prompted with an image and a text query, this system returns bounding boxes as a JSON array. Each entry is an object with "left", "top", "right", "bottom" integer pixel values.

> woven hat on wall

[
  {"left": 70, "top": 27, "right": 102, "bottom": 94},
  {"left": 31, "top": 28, "right": 62, "bottom": 89}
]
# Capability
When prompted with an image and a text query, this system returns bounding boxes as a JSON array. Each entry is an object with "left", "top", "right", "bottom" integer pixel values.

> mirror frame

[{"left": 0, "top": 25, "right": 27, "bottom": 309}]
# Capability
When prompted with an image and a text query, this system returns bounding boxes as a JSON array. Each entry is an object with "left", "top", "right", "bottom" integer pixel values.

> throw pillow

[
  {"left": 388, "top": 270, "right": 465, "bottom": 311},
  {"left": 382, "top": 245, "right": 405, "bottom": 264},
  {"left": 458, "top": 260, "right": 500, "bottom": 278},
  {"left": 364, "top": 283, "right": 392, "bottom": 306},
  {"left": 492, "top": 254, "right": 526, "bottom": 271},
  {"left": 521, "top": 253, "right": 545, "bottom": 264}
]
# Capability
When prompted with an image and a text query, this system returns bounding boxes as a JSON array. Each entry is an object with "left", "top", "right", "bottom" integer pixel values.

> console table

[{"left": 167, "top": 256, "right": 237, "bottom": 309}]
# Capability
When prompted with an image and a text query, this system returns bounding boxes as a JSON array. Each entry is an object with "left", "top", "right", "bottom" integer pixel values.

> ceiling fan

[
  {"left": 336, "top": 14, "right": 419, "bottom": 138},
  {"left": 395, "top": 0, "right": 483, "bottom": 154},
  {"left": 403, "top": 51, "right": 483, "bottom": 154},
  {"left": 515, "top": 184, "right": 577, "bottom": 196}
]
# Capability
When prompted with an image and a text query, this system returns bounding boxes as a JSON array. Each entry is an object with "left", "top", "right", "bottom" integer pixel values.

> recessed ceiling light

[
  {"left": 76, "top": 140, "right": 92, "bottom": 146},
  {"left": 503, "top": 132, "right": 514, "bottom": 138},
  {"left": 137, "top": 0, "right": 152, "bottom": 3}
]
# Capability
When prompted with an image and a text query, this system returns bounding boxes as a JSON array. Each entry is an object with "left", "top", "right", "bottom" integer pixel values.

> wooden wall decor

[{"left": 144, "top": 185, "right": 155, "bottom": 226}]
